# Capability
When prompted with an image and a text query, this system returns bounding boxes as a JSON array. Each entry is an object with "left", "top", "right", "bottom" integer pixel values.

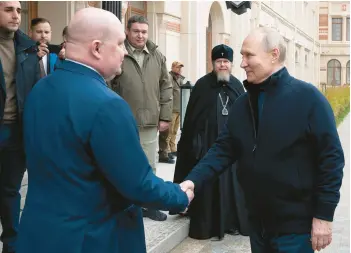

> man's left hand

[
  {"left": 180, "top": 180, "right": 195, "bottom": 193},
  {"left": 311, "top": 217, "right": 333, "bottom": 251},
  {"left": 158, "top": 121, "right": 170, "bottom": 132},
  {"left": 37, "top": 43, "right": 49, "bottom": 58}
]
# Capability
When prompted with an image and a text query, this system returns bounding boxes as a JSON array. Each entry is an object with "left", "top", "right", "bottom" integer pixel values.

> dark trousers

[
  {"left": 0, "top": 123, "right": 26, "bottom": 253},
  {"left": 249, "top": 220, "right": 314, "bottom": 253}
]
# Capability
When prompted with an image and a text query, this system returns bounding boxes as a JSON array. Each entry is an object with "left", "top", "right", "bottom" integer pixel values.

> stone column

[
  {"left": 156, "top": 13, "right": 167, "bottom": 55},
  {"left": 341, "top": 64, "right": 346, "bottom": 85},
  {"left": 289, "top": 41, "right": 296, "bottom": 76},
  {"left": 342, "top": 16, "right": 347, "bottom": 42},
  {"left": 74, "top": 1, "right": 88, "bottom": 12},
  {"left": 180, "top": 1, "right": 203, "bottom": 83},
  {"left": 121, "top": 1, "right": 129, "bottom": 27},
  {"left": 328, "top": 16, "right": 332, "bottom": 43}
]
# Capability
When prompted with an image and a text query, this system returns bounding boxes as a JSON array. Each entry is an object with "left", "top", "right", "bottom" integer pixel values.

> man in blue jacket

[
  {"left": 0, "top": 2, "right": 41, "bottom": 252},
  {"left": 17, "top": 7, "right": 192, "bottom": 253},
  {"left": 181, "top": 27, "right": 344, "bottom": 253}
]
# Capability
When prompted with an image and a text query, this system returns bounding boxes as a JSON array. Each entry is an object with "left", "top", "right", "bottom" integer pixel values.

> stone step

[
  {"left": 169, "top": 237, "right": 209, "bottom": 253},
  {"left": 145, "top": 214, "right": 190, "bottom": 253},
  {"left": 170, "top": 234, "right": 251, "bottom": 253},
  {"left": 143, "top": 159, "right": 191, "bottom": 252}
]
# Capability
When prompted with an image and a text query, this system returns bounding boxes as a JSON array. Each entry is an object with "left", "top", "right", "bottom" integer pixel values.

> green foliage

[{"left": 322, "top": 86, "right": 350, "bottom": 126}]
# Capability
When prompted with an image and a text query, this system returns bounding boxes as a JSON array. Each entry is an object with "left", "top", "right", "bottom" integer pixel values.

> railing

[
  {"left": 102, "top": 1, "right": 122, "bottom": 19},
  {"left": 180, "top": 81, "right": 194, "bottom": 130}
]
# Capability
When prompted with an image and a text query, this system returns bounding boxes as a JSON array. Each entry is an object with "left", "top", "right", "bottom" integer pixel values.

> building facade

[
  {"left": 19, "top": 1, "right": 324, "bottom": 85},
  {"left": 319, "top": 1, "right": 350, "bottom": 86}
]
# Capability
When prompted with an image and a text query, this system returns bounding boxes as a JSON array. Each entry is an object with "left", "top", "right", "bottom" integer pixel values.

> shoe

[
  {"left": 2, "top": 246, "right": 15, "bottom": 253},
  {"left": 143, "top": 208, "right": 167, "bottom": 221},
  {"left": 169, "top": 210, "right": 188, "bottom": 216},
  {"left": 168, "top": 153, "right": 176, "bottom": 160},
  {"left": 2, "top": 249, "right": 15, "bottom": 253},
  {"left": 225, "top": 228, "right": 240, "bottom": 236},
  {"left": 159, "top": 157, "right": 175, "bottom": 164}
]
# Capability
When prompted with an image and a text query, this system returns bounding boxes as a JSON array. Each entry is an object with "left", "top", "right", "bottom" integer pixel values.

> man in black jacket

[
  {"left": 180, "top": 27, "right": 344, "bottom": 253},
  {"left": 173, "top": 45, "right": 248, "bottom": 240},
  {"left": 0, "top": 2, "right": 41, "bottom": 252}
]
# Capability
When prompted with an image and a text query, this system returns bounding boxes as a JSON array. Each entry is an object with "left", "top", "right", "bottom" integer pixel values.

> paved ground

[
  {"left": 319, "top": 114, "right": 350, "bottom": 253},
  {"left": 0, "top": 115, "right": 349, "bottom": 252}
]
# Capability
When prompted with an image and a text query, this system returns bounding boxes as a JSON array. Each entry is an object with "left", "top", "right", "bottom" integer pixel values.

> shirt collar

[
  {"left": 65, "top": 58, "right": 103, "bottom": 79},
  {"left": 127, "top": 40, "right": 149, "bottom": 54}
]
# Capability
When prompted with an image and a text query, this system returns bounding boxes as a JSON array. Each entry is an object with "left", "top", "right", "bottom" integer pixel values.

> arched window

[
  {"left": 347, "top": 61, "right": 350, "bottom": 85},
  {"left": 327, "top": 59, "right": 341, "bottom": 85}
]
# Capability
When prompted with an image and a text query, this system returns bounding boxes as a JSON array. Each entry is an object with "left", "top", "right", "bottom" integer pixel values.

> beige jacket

[{"left": 169, "top": 71, "right": 185, "bottom": 113}]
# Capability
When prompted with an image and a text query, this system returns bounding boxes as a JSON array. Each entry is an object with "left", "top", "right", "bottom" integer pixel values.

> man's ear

[
  {"left": 29, "top": 29, "right": 33, "bottom": 38},
  {"left": 91, "top": 40, "right": 103, "bottom": 59},
  {"left": 271, "top": 48, "right": 280, "bottom": 63}
]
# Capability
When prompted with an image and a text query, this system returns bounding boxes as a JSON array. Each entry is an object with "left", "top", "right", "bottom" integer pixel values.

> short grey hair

[
  {"left": 253, "top": 27, "right": 286, "bottom": 63},
  {"left": 127, "top": 15, "right": 149, "bottom": 29}
]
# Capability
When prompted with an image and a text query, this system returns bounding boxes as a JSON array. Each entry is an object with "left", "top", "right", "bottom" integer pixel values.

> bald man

[{"left": 16, "top": 8, "right": 191, "bottom": 253}]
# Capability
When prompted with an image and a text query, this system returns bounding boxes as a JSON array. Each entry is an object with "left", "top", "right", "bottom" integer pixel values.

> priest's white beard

[{"left": 216, "top": 71, "right": 230, "bottom": 82}]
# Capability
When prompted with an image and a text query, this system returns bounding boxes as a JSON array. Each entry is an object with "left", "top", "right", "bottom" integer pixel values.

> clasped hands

[{"left": 179, "top": 180, "right": 195, "bottom": 213}]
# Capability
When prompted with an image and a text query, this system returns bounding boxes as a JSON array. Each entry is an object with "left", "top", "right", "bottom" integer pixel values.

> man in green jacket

[{"left": 110, "top": 15, "right": 172, "bottom": 221}]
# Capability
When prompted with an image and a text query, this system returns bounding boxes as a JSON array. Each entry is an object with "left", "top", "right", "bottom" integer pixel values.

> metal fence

[{"left": 102, "top": 1, "right": 122, "bottom": 19}]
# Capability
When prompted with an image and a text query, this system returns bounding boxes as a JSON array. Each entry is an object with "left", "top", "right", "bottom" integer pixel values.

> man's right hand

[{"left": 37, "top": 43, "right": 49, "bottom": 58}]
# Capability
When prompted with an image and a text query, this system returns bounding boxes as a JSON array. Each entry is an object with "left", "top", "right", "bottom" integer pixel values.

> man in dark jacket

[
  {"left": 172, "top": 45, "right": 249, "bottom": 240},
  {"left": 0, "top": 2, "right": 41, "bottom": 252},
  {"left": 180, "top": 27, "right": 344, "bottom": 253}
]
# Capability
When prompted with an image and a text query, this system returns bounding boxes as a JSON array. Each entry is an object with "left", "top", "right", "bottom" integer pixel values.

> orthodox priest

[{"left": 172, "top": 44, "right": 249, "bottom": 240}]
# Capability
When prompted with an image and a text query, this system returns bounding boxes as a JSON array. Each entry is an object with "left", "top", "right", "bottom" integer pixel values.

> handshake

[{"left": 179, "top": 180, "right": 195, "bottom": 213}]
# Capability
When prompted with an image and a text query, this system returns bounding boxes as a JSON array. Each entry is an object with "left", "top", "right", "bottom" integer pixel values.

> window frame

[
  {"left": 19, "top": 1, "right": 38, "bottom": 34},
  {"left": 331, "top": 17, "right": 343, "bottom": 41},
  {"left": 125, "top": 1, "right": 147, "bottom": 30}
]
